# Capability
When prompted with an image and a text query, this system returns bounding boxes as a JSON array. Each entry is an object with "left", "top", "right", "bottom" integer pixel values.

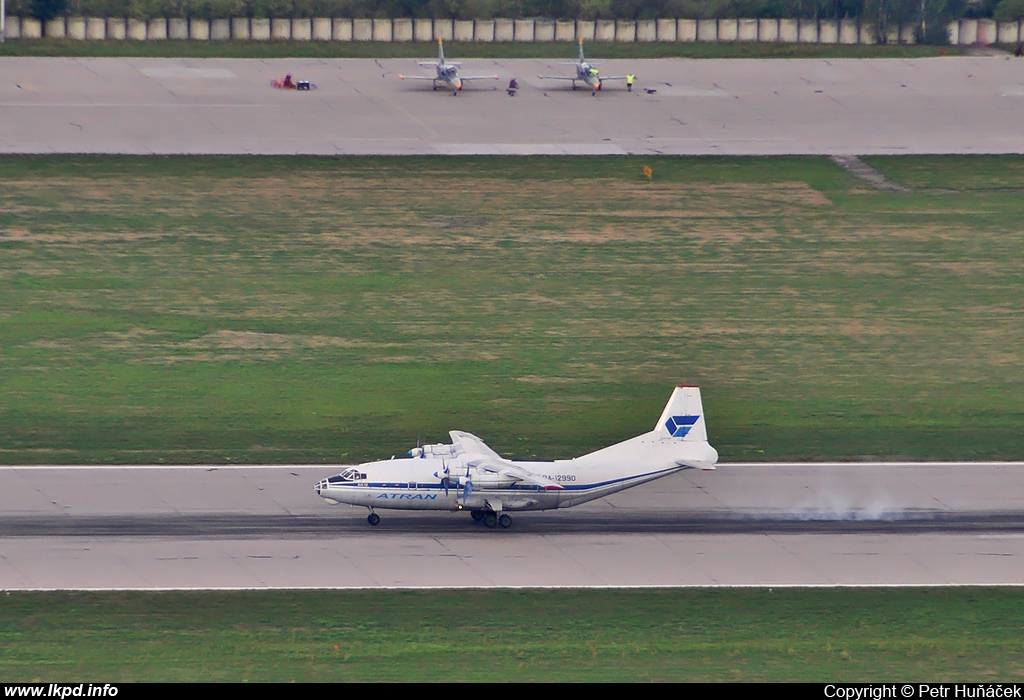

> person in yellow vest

[{"left": 626, "top": 73, "right": 635, "bottom": 92}]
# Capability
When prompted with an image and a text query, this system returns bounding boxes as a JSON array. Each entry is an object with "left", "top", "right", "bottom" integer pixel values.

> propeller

[
  {"left": 440, "top": 459, "right": 450, "bottom": 496},
  {"left": 459, "top": 461, "right": 473, "bottom": 505}
]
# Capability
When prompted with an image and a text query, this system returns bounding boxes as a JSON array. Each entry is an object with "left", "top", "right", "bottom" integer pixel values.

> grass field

[
  {"left": 1, "top": 154, "right": 1023, "bottom": 464},
  {"left": 2, "top": 588, "right": 1023, "bottom": 681},
  {"left": 0, "top": 38, "right": 966, "bottom": 59}
]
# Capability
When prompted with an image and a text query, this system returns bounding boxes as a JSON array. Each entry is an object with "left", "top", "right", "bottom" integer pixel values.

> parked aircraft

[
  {"left": 399, "top": 38, "right": 498, "bottom": 95},
  {"left": 538, "top": 39, "right": 629, "bottom": 94},
  {"left": 315, "top": 385, "right": 718, "bottom": 529}
]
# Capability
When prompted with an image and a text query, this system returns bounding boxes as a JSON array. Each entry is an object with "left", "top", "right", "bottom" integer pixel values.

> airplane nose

[{"left": 314, "top": 480, "right": 326, "bottom": 495}]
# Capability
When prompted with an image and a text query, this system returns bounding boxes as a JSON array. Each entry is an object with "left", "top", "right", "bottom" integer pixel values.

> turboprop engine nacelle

[
  {"left": 409, "top": 443, "right": 458, "bottom": 458},
  {"left": 455, "top": 471, "right": 521, "bottom": 490}
]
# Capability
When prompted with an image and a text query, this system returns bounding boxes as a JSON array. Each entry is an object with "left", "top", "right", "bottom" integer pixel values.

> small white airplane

[
  {"left": 315, "top": 385, "right": 718, "bottom": 529},
  {"left": 538, "top": 39, "right": 629, "bottom": 94},
  {"left": 399, "top": 38, "right": 498, "bottom": 95}
]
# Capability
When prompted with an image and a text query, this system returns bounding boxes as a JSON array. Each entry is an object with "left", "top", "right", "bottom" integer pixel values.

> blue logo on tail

[{"left": 665, "top": 415, "right": 700, "bottom": 438}]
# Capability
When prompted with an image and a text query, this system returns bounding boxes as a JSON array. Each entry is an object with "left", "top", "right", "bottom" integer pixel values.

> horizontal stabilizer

[{"left": 678, "top": 458, "right": 716, "bottom": 471}]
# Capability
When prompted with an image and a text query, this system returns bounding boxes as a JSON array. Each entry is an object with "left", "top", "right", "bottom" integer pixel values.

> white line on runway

[
  {"left": 0, "top": 464, "right": 337, "bottom": 470},
  {"left": 0, "top": 103, "right": 260, "bottom": 108},
  {"left": 8, "top": 583, "right": 1024, "bottom": 591},
  {"left": 725, "top": 462, "right": 1024, "bottom": 468},
  {"left": 1, "top": 462, "right": 1021, "bottom": 470}
]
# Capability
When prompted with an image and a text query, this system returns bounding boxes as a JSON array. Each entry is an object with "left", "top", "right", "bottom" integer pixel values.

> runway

[
  {"left": 3, "top": 55, "right": 1024, "bottom": 155},
  {"left": 2, "top": 463, "right": 1023, "bottom": 589}
]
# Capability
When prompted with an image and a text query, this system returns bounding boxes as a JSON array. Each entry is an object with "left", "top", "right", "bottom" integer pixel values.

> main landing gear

[
  {"left": 471, "top": 509, "right": 512, "bottom": 529},
  {"left": 367, "top": 512, "right": 380, "bottom": 526}
]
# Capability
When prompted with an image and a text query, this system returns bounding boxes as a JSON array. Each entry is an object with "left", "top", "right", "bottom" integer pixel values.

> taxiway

[{"left": 2, "top": 55, "right": 1024, "bottom": 155}]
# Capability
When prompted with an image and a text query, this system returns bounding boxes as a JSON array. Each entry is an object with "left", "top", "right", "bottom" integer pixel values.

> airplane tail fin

[
  {"left": 654, "top": 385, "right": 709, "bottom": 443},
  {"left": 578, "top": 39, "right": 585, "bottom": 62},
  {"left": 438, "top": 37, "right": 445, "bottom": 63}
]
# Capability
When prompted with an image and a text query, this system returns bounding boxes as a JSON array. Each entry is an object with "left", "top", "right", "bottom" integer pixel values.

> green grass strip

[
  {"left": 1, "top": 588, "right": 1022, "bottom": 681},
  {"left": 1, "top": 155, "right": 1023, "bottom": 463}
]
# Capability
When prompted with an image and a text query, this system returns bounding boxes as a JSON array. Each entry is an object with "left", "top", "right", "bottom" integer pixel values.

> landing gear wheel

[
  {"left": 483, "top": 513, "right": 498, "bottom": 528},
  {"left": 470, "top": 509, "right": 486, "bottom": 522},
  {"left": 498, "top": 514, "right": 512, "bottom": 529},
  {"left": 367, "top": 513, "right": 380, "bottom": 526}
]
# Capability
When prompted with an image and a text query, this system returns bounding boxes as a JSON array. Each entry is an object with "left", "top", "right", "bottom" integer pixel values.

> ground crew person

[{"left": 627, "top": 74, "right": 635, "bottom": 92}]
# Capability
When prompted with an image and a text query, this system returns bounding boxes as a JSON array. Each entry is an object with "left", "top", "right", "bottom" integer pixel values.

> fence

[{"left": 2, "top": 17, "right": 1021, "bottom": 45}]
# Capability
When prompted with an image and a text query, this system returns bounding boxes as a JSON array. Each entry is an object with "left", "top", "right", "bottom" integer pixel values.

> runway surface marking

[{"left": 2, "top": 461, "right": 1020, "bottom": 470}]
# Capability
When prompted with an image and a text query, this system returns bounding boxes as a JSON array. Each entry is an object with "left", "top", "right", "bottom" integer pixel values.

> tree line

[{"left": 13, "top": 0, "right": 1024, "bottom": 42}]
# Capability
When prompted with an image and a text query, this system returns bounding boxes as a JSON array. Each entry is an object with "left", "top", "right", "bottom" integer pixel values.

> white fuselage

[
  {"left": 436, "top": 65, "right": 462, "bottom": 91},
  {"left": 576, "top": 63, "right": 601, "bottom": 90},
  {"left": 315, "top": 432, "right": 718, "bottom": 513}
]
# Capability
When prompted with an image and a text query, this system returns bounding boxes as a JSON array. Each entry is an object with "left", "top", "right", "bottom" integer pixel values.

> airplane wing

[
  {"left": 598, "top": 75, "right": 628, "bottom": 81},
  {"left": 451, "top": 431, "right": 564, "bottom": 490},
  {"left": 464, "top": 455, "right": 564, "bottom": 490},
  {"left": 538, "top": 75, "right": 579, "bottom": 80},
  {"left": 398, "top": 75, "right": 439, "bottom": 80},
  {"left": 502, "top": 465, "right": 564, "bottom": 490},
  {"left": 459, "top": 75, "right": 499, "bottom": 81},
  {"left": 450, "top": 430, "right": 502, "bottom": 460}
]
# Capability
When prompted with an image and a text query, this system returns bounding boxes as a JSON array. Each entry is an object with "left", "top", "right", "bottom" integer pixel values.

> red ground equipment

[{"left": 271, "top": 74, "right": 315, "bottom": 90}]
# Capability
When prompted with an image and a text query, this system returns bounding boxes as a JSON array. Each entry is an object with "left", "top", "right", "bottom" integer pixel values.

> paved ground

[
  {"left": 3, "top": 55, "right": 1024, "bottom": 155},
  {"left": 3, "top": 56, "right": 1023, "bottom": 588},
  {"left": 2, "top": 463, "right": 1023, "bottom": 588}
]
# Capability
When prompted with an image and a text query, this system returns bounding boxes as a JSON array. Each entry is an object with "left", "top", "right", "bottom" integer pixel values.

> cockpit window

[{"left": 328, "top": 468, "right": 365, "bottom": 483}]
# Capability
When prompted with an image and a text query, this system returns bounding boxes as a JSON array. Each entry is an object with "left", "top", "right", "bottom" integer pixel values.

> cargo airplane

[
  {"left": 399, "top": 38, "right": 498, "bottom": 95},
  {"left": 315, "top": 385, "right": 717, "bottom": 528},
  {"left": 538, "top": 39, "right": 629, "bottom": 94}
]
